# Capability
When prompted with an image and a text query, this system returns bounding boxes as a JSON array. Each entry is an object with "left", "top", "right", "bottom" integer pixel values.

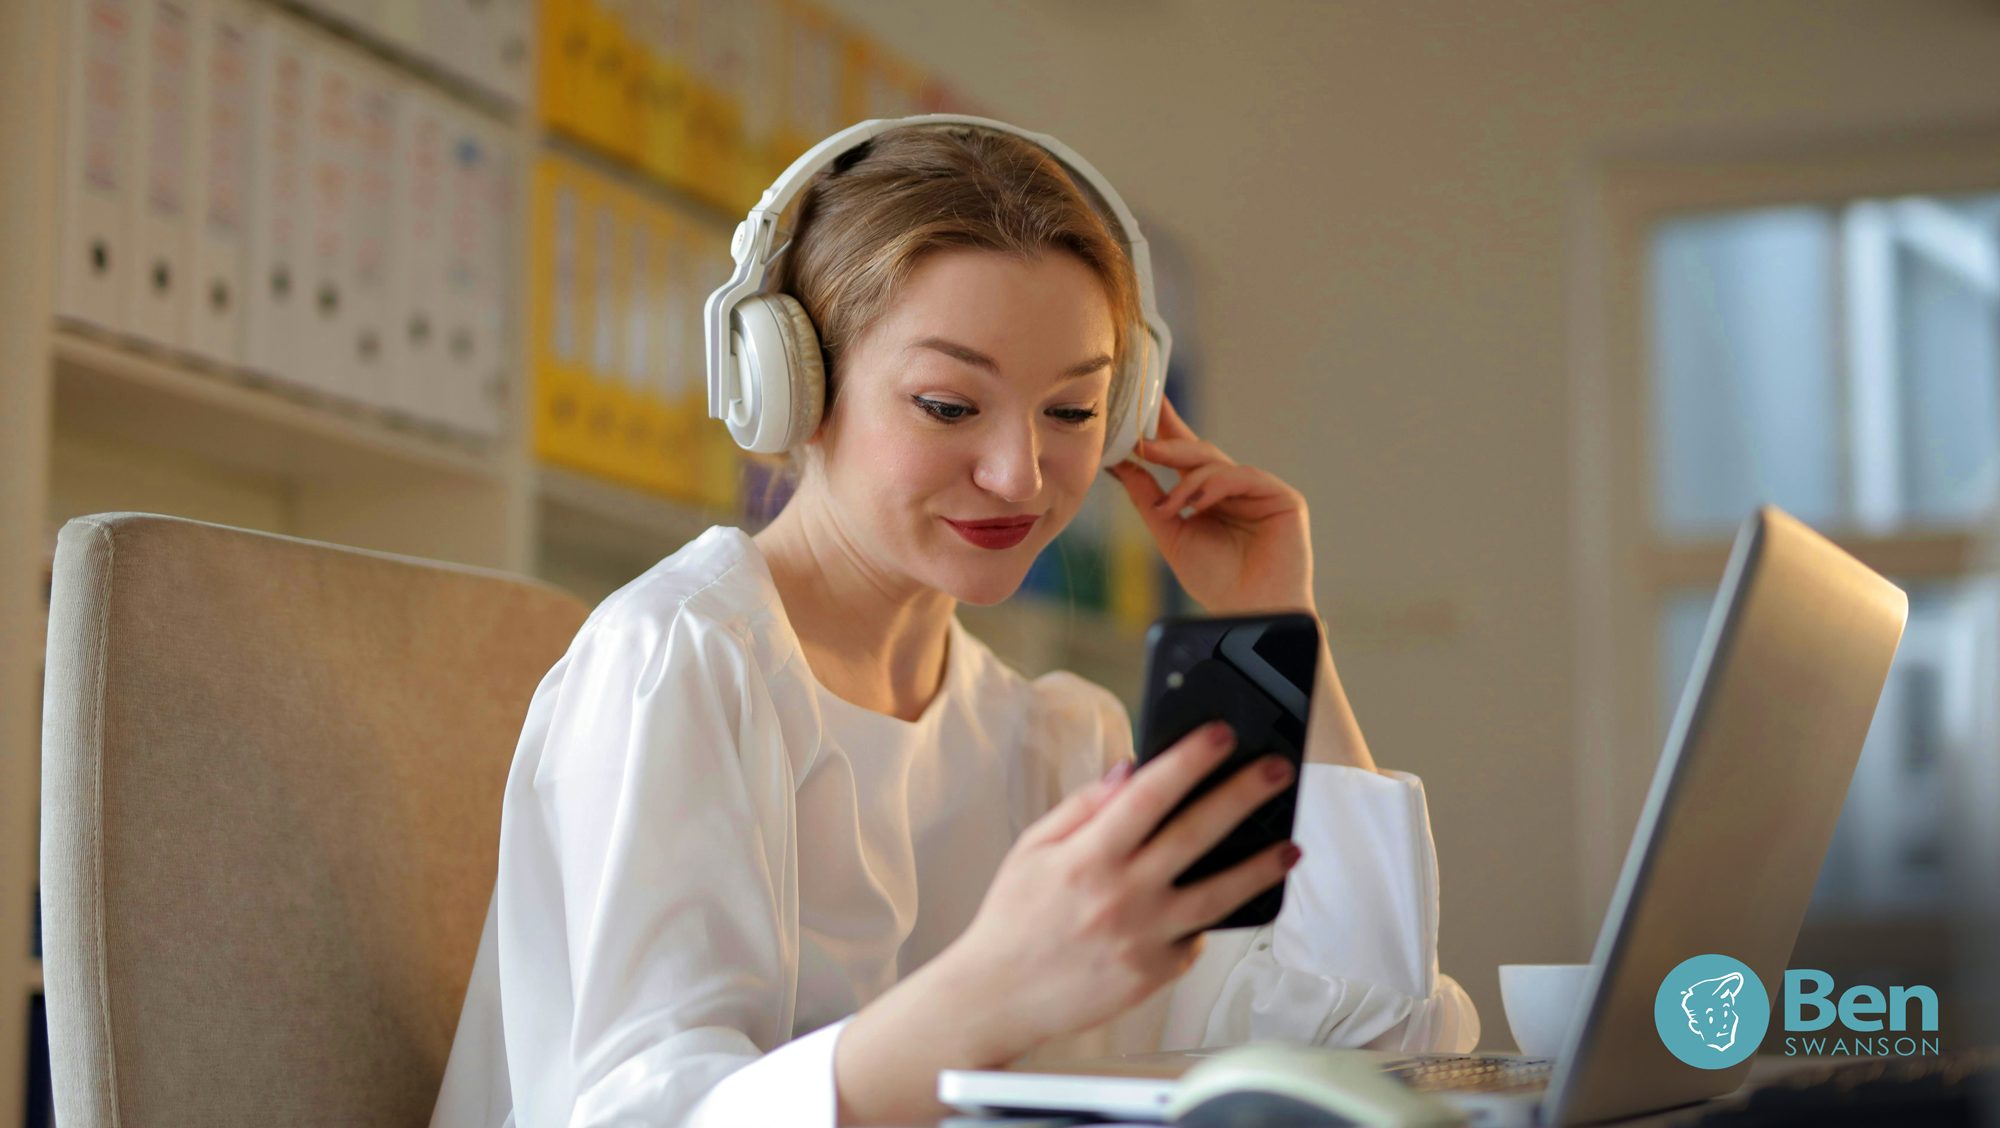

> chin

[
  {"left": 927, "top": 559, "right": 1034, "bottom": 606},
  {"left": 949, "top": 575, "right": 1030, "bottom": 606},
  {"left": 915, "top": 535, "right": 1042, "bottom": 605}
]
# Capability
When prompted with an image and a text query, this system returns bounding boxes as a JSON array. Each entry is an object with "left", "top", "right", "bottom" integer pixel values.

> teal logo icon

[{"left": 1654, "top": 954, "right": 1770, "bottom": 1068}]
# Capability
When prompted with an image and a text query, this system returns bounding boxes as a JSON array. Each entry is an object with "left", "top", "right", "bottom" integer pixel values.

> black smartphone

[{"left": 1134, "top": 611, "right": 1321, "bottom": 931}]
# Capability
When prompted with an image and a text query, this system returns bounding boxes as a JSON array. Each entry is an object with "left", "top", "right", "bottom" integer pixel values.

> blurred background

[{"left": 5, "top": 1, "right": 2000, "bottom": 1122}]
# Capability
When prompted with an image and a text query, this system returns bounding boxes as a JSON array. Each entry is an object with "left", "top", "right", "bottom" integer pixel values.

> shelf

[
  {"left": 52, "top": 327, "right": 509, "bottom": 490},
  {"left": 535, "top": 465, "right": 738, "bottom": 566}
]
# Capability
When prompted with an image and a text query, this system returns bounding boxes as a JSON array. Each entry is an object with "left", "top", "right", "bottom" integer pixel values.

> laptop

[{"left": 939, "top": 506, "right": 1909, "bottom": 1126}]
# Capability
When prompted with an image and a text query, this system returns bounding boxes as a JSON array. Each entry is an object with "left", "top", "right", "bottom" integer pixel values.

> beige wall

[{"left": 817, "top": 0, "right": 2000, "bottom": 1044}]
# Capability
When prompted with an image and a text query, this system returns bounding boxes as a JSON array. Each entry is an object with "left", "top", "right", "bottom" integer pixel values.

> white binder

[
  {"left": 493, "top": 0, "right": 533, "bottom": 107},
  {"left": 419, "top": 0, "right": 530, "bottom": 108},
  {"left": 126, "top": 0, "right": 198, "bottom": 349},
  {"left": 184, "top": 0, "right": 255, "bottom": 365},
  {"left": 341, "top": 50, "right": 400, "bottom": 412},
  {"left": 439, "top": 107, "right": 512, "bottom": 437},
  {"left": 300, "top": 30, "right": 362, "bottom": 404},
  {"left": 469, "top": 117, "right": 517, "bottom": 437},
  {"left": 386, "top": 84, "right": 451, "bottom": 427},
  {"left": 59, "top": 0, "right": 139, "bottom": 334},
  {"left": 471, "top": 0, "right": 532, "bottom": 108},
  {"left": 244, "top": 12, "right": 313, "bottom": 388}
]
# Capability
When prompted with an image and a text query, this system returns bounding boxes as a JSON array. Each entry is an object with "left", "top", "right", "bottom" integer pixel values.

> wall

[{"left": 816, "top": 0, "right": 2000, "bottom": 1043}]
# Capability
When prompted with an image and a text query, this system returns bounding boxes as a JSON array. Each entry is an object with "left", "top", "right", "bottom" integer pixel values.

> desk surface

[
  {"left": 908, "top": 1054, "right": 1896, "bottom": 1127},
  {"left": 1580, "top": 1054, "right": 1854, "bottom": 1126}
]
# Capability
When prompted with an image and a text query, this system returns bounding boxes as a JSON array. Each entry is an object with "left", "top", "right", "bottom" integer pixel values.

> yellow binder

[
  {"left": 608, "top": 3, "right": 645, "bottom": 162},
  {"left": 577, "top": 1, "right": 627, "bottom": 156},
  {"left": 734, "top": 0, "right": 783, "bottom": 211},
  {"left": 581, "top": 171, "right": 633, "bottom": 484},
  {"left": 631, "top": 2, "right": 684, "bottom": 189},
  {"left": 651, "top": 205, "right": 700, "bottom": 502},
  {"left": 774, "top": 0, "right": 834, "bottom": 173},
  {"left": 537, "top": 0, "right": 587, "bottom": 134},
  {"left": 838, "top": 29, "right": 871, "bottom": 127},
  {"left": 696, "top": 224, "right": 741, "bottom": 513},
  {"left": 610, "top": 182, "right": 659, "bottom": 488},
  {"left": 530, "top": 156, "right": 595, "bottom": 471}
]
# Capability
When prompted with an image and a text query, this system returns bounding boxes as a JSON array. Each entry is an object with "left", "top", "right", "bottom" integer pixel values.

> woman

[{"left": 431, "top": 123, "right": 1478, "bottom": 1128}]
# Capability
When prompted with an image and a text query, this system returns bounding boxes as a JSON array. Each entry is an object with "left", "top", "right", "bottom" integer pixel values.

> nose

[{"left": 972, "top": 414, "right": 1043, "bottom": 503}]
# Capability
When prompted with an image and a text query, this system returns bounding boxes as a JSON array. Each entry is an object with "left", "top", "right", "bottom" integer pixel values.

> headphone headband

[{"left": 704, "top": 115, "right": 1172, "bottom": 464}]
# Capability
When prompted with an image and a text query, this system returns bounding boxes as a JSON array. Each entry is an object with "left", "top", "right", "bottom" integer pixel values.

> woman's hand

[
  {"left": 933, "top": 722, "right": 1301, "bottom": 1063},
  {"left": 1105, "top": 397, "right": 1315, "bottom": 616},
  {"left": 1103, "top": 396, "right": 1381, "bottom": 774}
]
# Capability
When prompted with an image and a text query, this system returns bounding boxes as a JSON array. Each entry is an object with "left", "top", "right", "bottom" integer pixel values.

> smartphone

[{"left": 1134, "top": 611, "right": 1321, "bottom": 931}]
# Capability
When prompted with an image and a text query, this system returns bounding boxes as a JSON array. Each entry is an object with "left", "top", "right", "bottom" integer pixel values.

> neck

[{"left": 751, "top": 484, "right": 957, "bottom": 722}]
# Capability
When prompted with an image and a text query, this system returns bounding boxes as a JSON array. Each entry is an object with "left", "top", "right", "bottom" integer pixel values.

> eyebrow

[{"left": 908, "top": 336, "right": 1112, "bottom": 381}]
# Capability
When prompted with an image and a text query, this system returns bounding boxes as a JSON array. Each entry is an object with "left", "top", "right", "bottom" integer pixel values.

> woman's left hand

[
  {"left": 1105, "top": 397, "right": 1316, "bottom": 616},
  {"left": 1108, "top": 398, "right": 1382, "bottom": 773}
]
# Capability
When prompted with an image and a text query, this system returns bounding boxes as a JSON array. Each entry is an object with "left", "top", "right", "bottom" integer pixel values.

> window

[
  {"left": 1645, "top": 191, "right": 2000, "bottom": 947},
  {"left": 1649, "top": 194, "right": 2000, "bottom": 537}
]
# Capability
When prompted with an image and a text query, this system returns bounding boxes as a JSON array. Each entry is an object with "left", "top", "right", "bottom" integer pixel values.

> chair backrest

[{"left": 40, "top": 513, "right": 590, "bottom": 1127}]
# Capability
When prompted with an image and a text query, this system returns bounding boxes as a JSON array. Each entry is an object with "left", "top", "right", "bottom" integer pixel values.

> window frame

[{"left": 1568, "top": 125, "right": 2000, "bottom": 943}]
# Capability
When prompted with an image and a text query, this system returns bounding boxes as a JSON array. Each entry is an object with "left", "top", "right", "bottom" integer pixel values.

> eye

[
  {"left": 1049, "top": 406, "right": 1100, "bottom": 425},
  {"left": 911, "top": 395, "right": 975, "bottom": 423}
]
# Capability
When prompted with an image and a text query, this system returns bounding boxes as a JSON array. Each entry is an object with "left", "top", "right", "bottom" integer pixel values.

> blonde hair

[{"left": 760, "top": 123, "right": 1144, "bottom": 481}]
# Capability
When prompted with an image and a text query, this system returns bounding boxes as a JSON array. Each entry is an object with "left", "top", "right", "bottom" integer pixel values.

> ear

[{"left": 1711, "top": 973, "right": 1744, "bottom": 1001}]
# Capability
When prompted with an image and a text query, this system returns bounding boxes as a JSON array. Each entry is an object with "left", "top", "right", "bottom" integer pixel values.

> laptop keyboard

[{"left": 1386, "top": 1054, "right": 1556, "bottom": 1095}]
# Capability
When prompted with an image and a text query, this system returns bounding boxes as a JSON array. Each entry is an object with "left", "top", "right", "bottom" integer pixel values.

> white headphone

[{"left": 703, "top": 114, "right": 1172, "bottom": 470}]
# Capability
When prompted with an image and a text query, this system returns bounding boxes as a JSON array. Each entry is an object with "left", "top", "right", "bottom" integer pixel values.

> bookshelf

[
  {"left": 0, "top": 1, "right": 1174, "bottom": 1123},
  {"left": 53, "top": 327, "right": 509, "bottom": 487}
]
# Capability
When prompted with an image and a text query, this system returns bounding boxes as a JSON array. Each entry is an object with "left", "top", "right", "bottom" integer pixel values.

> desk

[
  {"left": 906, "top": 1055, "right": 1898, "bottom": 1127},
  {"left": 1576, "top": 1055, "right": 1872, "bottom": 1126}
]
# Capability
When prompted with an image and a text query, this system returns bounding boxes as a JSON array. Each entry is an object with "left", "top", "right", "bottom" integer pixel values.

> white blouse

[{"left": 429, "top": 525, "right": 1479, "bottom": 1128}]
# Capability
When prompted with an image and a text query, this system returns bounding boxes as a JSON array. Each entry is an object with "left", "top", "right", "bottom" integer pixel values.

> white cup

[{"left": 1499, "top": 963, "right": 1593, "bottom": 1058}]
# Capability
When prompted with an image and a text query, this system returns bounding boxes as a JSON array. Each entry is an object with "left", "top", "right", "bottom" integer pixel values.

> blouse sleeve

[
  {"left": 1019, "top": 674, "right": 1481, "bottom": 1063},
  {"left": 502, "top": 606, "right": 848, "bottom": 1128}
]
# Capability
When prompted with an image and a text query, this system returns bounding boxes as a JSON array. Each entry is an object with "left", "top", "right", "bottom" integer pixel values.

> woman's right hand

[{"left": 941, "top": 720, "right": 1304, "bottom": 1061}]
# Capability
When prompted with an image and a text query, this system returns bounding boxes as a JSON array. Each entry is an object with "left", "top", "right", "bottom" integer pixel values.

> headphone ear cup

[
  {"left": 766, "top": 293, "right": 826, "bottom": 451},
  {"left": 1100, "top": 347, "right": 1163, "bottom": 469},
  {"left": 1102, "top": 398, "right": 1139, "bottom": 469},
  {"left": 727, "top": 293, "right": 827, "bottom": 453}
]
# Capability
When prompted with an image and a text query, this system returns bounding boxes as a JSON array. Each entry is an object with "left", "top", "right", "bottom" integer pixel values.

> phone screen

[{"left": 1134, "top": 612, "right": 1320, "bottom": 932}]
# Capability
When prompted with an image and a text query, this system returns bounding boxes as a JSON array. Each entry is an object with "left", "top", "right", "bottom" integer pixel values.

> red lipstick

[{"left": 943, "top": 515, "right": 1040, "bottom": 550}]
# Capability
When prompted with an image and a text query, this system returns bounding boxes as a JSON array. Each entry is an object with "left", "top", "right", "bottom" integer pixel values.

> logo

[
  {"left": 1781, "top": 969, "right": 1941, "bottom": 1058},
  {"left": 1653, "top": 954, "right": 1770, "bottom": 1069}
]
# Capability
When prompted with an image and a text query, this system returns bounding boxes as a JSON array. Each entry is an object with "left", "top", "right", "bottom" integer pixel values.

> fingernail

[
  {"left": 1185, "top": 489, "right": 1205, "bottom": 508},
  {"left": 1280, "top": 843, "right": 1303, "bottom": 868},
  {"left": 1262, "top": 756, "right": 1292, "bottom": 784},
  {"left": 1102, "top": 760, "right": 1133, "bottom": 785},
  {"left": 1209, "top": 722, "right": 1235, "bottom": 750}
]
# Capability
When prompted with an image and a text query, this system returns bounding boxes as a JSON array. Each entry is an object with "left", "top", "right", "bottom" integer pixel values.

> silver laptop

[{"left": 940, "top": 506, "right": 1908, "bottom": 1126}]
